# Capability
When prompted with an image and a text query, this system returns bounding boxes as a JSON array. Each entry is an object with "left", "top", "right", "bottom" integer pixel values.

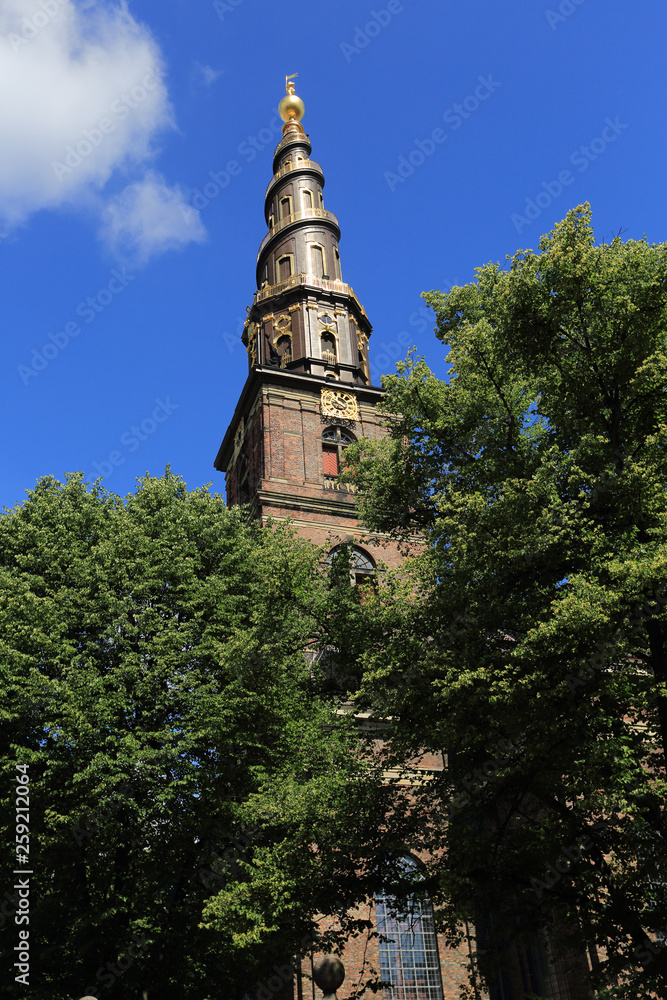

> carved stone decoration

[
  {"left": 320, "top": 388, "right": 358, "bottom": 421},
  {"left": 246, "top": 323, "right": 257, "bottom": 368},
  {"left": 273, "top": 313, "right": 292, "bottom": 337},
  {"left": 356, "top": 330, "right": 369, "bottom": 377}
]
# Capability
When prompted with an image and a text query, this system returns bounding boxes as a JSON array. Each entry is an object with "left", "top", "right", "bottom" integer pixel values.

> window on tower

[
  {"left": 325, "top": 543, "right": 375, "bottom": 590},
  {"left": 321, "top": 426, "right": 355, "bottom": 477},
  {"left": 322, "top": 443, "right": 339, "bottom": 476},
  {"left": 302, "top": 189, "right": 313, "bottom": 210},
  {"left": 320, "top": 332, "right": 337, "bottom": 366},
  {"left": 374, "top": 856, "right": 444, "bottom": 1000},
  {"left": 277, "top": 255, "right": 292, "bottom": 281},
  {"left": 276, "top": 335, "right": 292, "bottom": 367},
  {"left": 280, "top": 196, "right": 292, "bottom": 219},
  {"left": 310, "top": 244, "right": 325, "bottom": 278}
]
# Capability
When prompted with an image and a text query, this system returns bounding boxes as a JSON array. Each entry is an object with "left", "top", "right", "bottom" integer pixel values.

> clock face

[
  {"left": 329, "top": 392, "right": 348, "bottom": 412},
  {"left": 321, "top": 388, "right": 358, "bottom": 421}
]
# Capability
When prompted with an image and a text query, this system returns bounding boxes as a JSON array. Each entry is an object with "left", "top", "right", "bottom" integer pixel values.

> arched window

[
  {"left": 280, "top": 195, "right": 292, "bottom": 219},
  {"left": 310, "top": 244, "right": 325, "bottom": 278},
  {"left": 320, "top": 332, "right": 337, "bottom": 367},
  {"left": 374, "top": 856, "right": 444, "bottom": 1000},
  {"left": 276, "top": 335, "right": 292, "bottom": 368},
  {"left": 302, "top": 189, "right": 313, "bottom": 210},
  {"left": 321, "top": 427, "right": 355, "bottom": 478},
  {"left": 326, "top": 543, "right": 374, "bottom": 588},
  {"left": 277, "top": 255, "right": 292, "bottom": 282}
]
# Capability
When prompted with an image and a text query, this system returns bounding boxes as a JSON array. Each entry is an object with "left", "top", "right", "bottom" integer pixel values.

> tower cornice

[
  {"left": 250, "top": 273, "right": 370, "bottom": 327},
  {"left": 256, "top": 207, "right": 340, "bottom": 269},
  {"left": 214, "top": 365, "right": 384, "bottom": 475},
  {"left": 264, "top": 159, "right": 324, "bottom": 209}
]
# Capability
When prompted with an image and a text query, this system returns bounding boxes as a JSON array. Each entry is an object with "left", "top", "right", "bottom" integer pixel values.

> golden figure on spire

[{"left": 278, "top": 73, "right": 305, "bottom": 134}]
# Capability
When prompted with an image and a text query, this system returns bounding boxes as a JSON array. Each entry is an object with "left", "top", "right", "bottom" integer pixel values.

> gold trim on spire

[{"left": 278, "top": 73, "right": 305, "bottom": 135}]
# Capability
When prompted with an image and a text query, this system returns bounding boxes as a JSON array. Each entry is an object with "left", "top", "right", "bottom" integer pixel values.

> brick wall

[
  {"left": 293, "top": 908, "right": 485, "bottom": 1000},
  {"left": 227, "top": 375, "right": 593, "bottom": 1000}
]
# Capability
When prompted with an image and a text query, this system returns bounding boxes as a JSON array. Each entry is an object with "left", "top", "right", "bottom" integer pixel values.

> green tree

[
  {"left": 339, "top": 206, "right": 667, "bottom": 997},
  {"left": 0, "top": 472, "right": 382, "bottom": 1000}
]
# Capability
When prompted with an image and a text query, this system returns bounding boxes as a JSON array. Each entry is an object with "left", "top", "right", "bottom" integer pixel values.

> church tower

[
  {"left": 214, "top": 76, "right": 400, "bottom": 570},
  {"left": 214, "top": 78, "right": 593, "bottom": 1000}
]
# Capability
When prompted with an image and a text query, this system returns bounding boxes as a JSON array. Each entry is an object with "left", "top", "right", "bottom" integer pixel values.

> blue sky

[{"left": 1, "top": 0, "right": 665, "bottom": 510}]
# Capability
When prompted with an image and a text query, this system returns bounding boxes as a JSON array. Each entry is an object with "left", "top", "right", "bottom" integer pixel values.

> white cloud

[
  {"left": 193, "top": 61, "right": 223, "bottom": 88},
  {"left": 100, "top": 171, "right": 206, "bottom": 264},
  {"left": 0, "top": 0, "right": 207, "bottom": 260}
]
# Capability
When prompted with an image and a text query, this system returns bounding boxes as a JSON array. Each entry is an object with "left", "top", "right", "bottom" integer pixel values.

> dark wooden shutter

[
  {"left": 279, "top": 257, "right": 291, "bottom": 281},
  {"left": 311, "top": 246, "right": 324, "bottom": 278}
]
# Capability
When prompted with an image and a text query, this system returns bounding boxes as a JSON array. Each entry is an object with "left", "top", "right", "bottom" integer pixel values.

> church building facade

[{"left": 215, "top": 77, "right": 592, "bottom": 1000}]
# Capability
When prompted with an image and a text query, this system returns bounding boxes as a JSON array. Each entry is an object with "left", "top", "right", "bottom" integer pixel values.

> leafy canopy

[
  {"left": 0, "top": 472, "right": 384, "bottom": 1000},
  {"left": 340, "top": 206, "right": 667, "bottom": 996}
]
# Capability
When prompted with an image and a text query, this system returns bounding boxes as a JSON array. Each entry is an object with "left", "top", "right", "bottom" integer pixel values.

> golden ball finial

[{"left": 279, "top": 73, "right": 305, "bottom": 123}]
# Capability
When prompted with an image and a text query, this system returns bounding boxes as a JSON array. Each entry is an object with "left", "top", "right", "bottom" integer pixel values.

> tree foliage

[
  {"left": 0, "top": 472, "right": 385, "bottom": 1000},
  {"left": 340, "top": 206, "right": 667, "bottom": 996}
]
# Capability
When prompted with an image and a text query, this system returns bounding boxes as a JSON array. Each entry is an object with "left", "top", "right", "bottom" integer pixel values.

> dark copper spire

[{"left": 242, "top": 77, "right": 372, "bottom": 383}]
